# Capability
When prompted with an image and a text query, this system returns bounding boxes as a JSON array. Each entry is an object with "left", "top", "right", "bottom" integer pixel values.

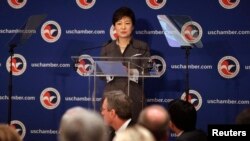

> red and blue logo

[
  {"left": 219, "top": 0, "right": 240, "bottom": 9},
  {"left": 6, "top": 54, "right": 27, "bottom": 76},
  {"left": 75, "top": 54, "right": 94, "bottom": 76},
  {"left": 7, "top": 0, "right": 27, "bottom": 9},
  {"left": 76, "top": 0, "right": 96, "bottom": 9},
  {"left": 110, "top": 25, "right": 118, "bottom": 40},
  {"left": 40, "top": 87, "right": 61, "bottom": 110},
  {"left": 218, "top": 56, "right": 240, "bottom": 79},
  {"left": 146, "top": 0, "right": 167, "bottom": 10},
  {"left": 41, "top": 21, "right": 61, "bottom": 43},
  {"left": 181, "top": 21, "right": 203, "bottom": 44},
  {"left": 181, "top": 90, "right": 202, "bottom": 111},
  {"left": 11, "top": 120, "right": 26, "bottom": 139}
]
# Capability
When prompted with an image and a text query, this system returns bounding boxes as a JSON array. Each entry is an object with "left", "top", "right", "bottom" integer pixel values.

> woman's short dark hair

[{"left": 112, "top": 6, "right": 135, "bottom": 26}]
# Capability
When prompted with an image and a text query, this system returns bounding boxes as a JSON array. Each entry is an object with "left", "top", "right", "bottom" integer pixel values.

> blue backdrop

[{"left": 0, "top": 0, "right": 249, "bottom": 141}]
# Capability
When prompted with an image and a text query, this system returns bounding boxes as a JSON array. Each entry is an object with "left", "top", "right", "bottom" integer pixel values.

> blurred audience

[
  {"left": 100, "top": 90, "right": 134, "bottom": 141},
  {"left": 236, "top": 108, "right": 250, "bottom": 124},
  {"left": 113, "top": 125, "right": 155, "bottom": 141},
  {"left": 138, "top": 104, "right": 170, "bottom": 141},
  {"left": 167, "top": 99, "right": 207, "bottom": 141},
  {"left": 59, "top": 106, "right": 108, "bottom": 141},
  {"left": 0, "top": 124, "right": 22, "bottom": 141}
]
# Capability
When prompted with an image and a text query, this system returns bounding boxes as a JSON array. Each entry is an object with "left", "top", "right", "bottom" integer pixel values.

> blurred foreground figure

[
  {"left": 0, "top": 124, "right": 22, "bottom": 141},
  {"left": 113, "top": 125, "right": 155, "bottom": 141},
  {"left": 59, "top": 106, "right": 108, "bottom": 141},
  {"left": 138, "top": 104, "right": 170, "bottom": 141},
  {"left": 168, "top": 99, "right": 207, "bottom": 141},
  {"left": 236, "top": 108, "right": 250, "bottom": 124}
]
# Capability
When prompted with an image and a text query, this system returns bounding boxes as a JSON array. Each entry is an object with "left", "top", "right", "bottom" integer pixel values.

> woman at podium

[{"left": 100, "top": 6, "right": 151, "bottom": 121}]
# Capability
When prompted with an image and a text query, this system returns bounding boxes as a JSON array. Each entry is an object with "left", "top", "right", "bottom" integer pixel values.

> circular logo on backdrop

[
  {"left": 7, "top": 0, "right": 27, "bottom": 9},
  {"left": 40, "top": 87, "right": 61, "bottom": 109},
  {"left": 76, "top": 0, "right": 96, "bottom": 9},
  {"left": 148, "top": 55, "right": 167, "bottom": 77},
  {"left": 110, "top": 25, "right": 118, "bottom": 40},
  {"left": 219, "top": 0, "right": 240, "bottom": 9},
  {"left": 41, "top": 21, "right": 61, "bottom": 43},
  {"left": 218, "top": 56, "right": 240, "bottom": 79},
  {"left": 146, "top": 0, "right": 167, "bottom": 10},
  {"left": 181, "top": 21, "right": 203, "bottom": 44},
  {"left": 6, "top": 54, "right": 27, "bottom": 76},
  {"left": 10, "top": 120, "right": 26, "bottom": 139},
  {"left": 76, "top": 54, "right": 95, "bottom": 76},
  {"left": 181, "top": 90, "right": 202, "bottom": 111}
]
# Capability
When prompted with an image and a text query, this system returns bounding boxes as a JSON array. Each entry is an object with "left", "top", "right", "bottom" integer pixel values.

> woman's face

[{"left": 114, "top": 16, "right": 134, "bottom": 39}]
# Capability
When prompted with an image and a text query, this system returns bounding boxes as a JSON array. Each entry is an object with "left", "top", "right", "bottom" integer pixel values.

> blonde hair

[{"left": 114, "top": 125, "right": 155, "bottom": 141}]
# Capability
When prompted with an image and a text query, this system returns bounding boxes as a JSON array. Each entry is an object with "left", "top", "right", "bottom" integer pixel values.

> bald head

[
  {"left": 138, "top": 105, "right": 170, "bottom": 141},
  {"left": 146, "top": 106, "right": 168, "bottom": 124}
]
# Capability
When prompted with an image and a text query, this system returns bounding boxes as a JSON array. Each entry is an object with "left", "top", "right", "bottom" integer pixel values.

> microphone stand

[
  {"left": 8, "top": 44, "right": 16, "bottom": 125},
  {"left": 181, "top": 46, "right": 192, "bottom": 102}
]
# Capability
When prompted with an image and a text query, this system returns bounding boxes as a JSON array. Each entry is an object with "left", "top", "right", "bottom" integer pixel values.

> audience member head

[
  {"left": 101, "top": 90, "right": 133, "bottom": 129},
  {"left": 236, "top": 108, "right": 250, "bottom": 124},
  {"left": 0, "top": 124, "right": 22, "bottom": 141},
  {"left": 112, "top": 6, "right": 135, "bottom": 26},
  {"left": 59, "top": 106, "right": 107, "bottom": 141},
  {"left": 113, "top": 125, "right": 155, "bottom": 141},
  {"left": 138, "top": 104, "right": 170, "bottom": 141},
  {"left": 168, "top": 99, "right": 197, "bottom": 132}
]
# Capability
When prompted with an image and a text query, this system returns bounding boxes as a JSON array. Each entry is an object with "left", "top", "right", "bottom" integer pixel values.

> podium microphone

[
  {"left": 81, "top": 39, "right": 112, "bottom": 52},
  {"left": 103, "top": 39, "right": 113, "bottom": 47},
  {"left": 73, "top": 40, "right": 112, "bottom": 71}
]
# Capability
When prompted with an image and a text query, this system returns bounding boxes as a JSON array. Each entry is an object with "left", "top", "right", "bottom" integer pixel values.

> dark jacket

[
  {"left": 101, "top": 39, "right": 151, "bottom": 121},
  {"left": 109, "top": 119, "right": 135, "bottom": 141},
  {"left": 177, "top": 129, "right": 207, "bottom": 141}
]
